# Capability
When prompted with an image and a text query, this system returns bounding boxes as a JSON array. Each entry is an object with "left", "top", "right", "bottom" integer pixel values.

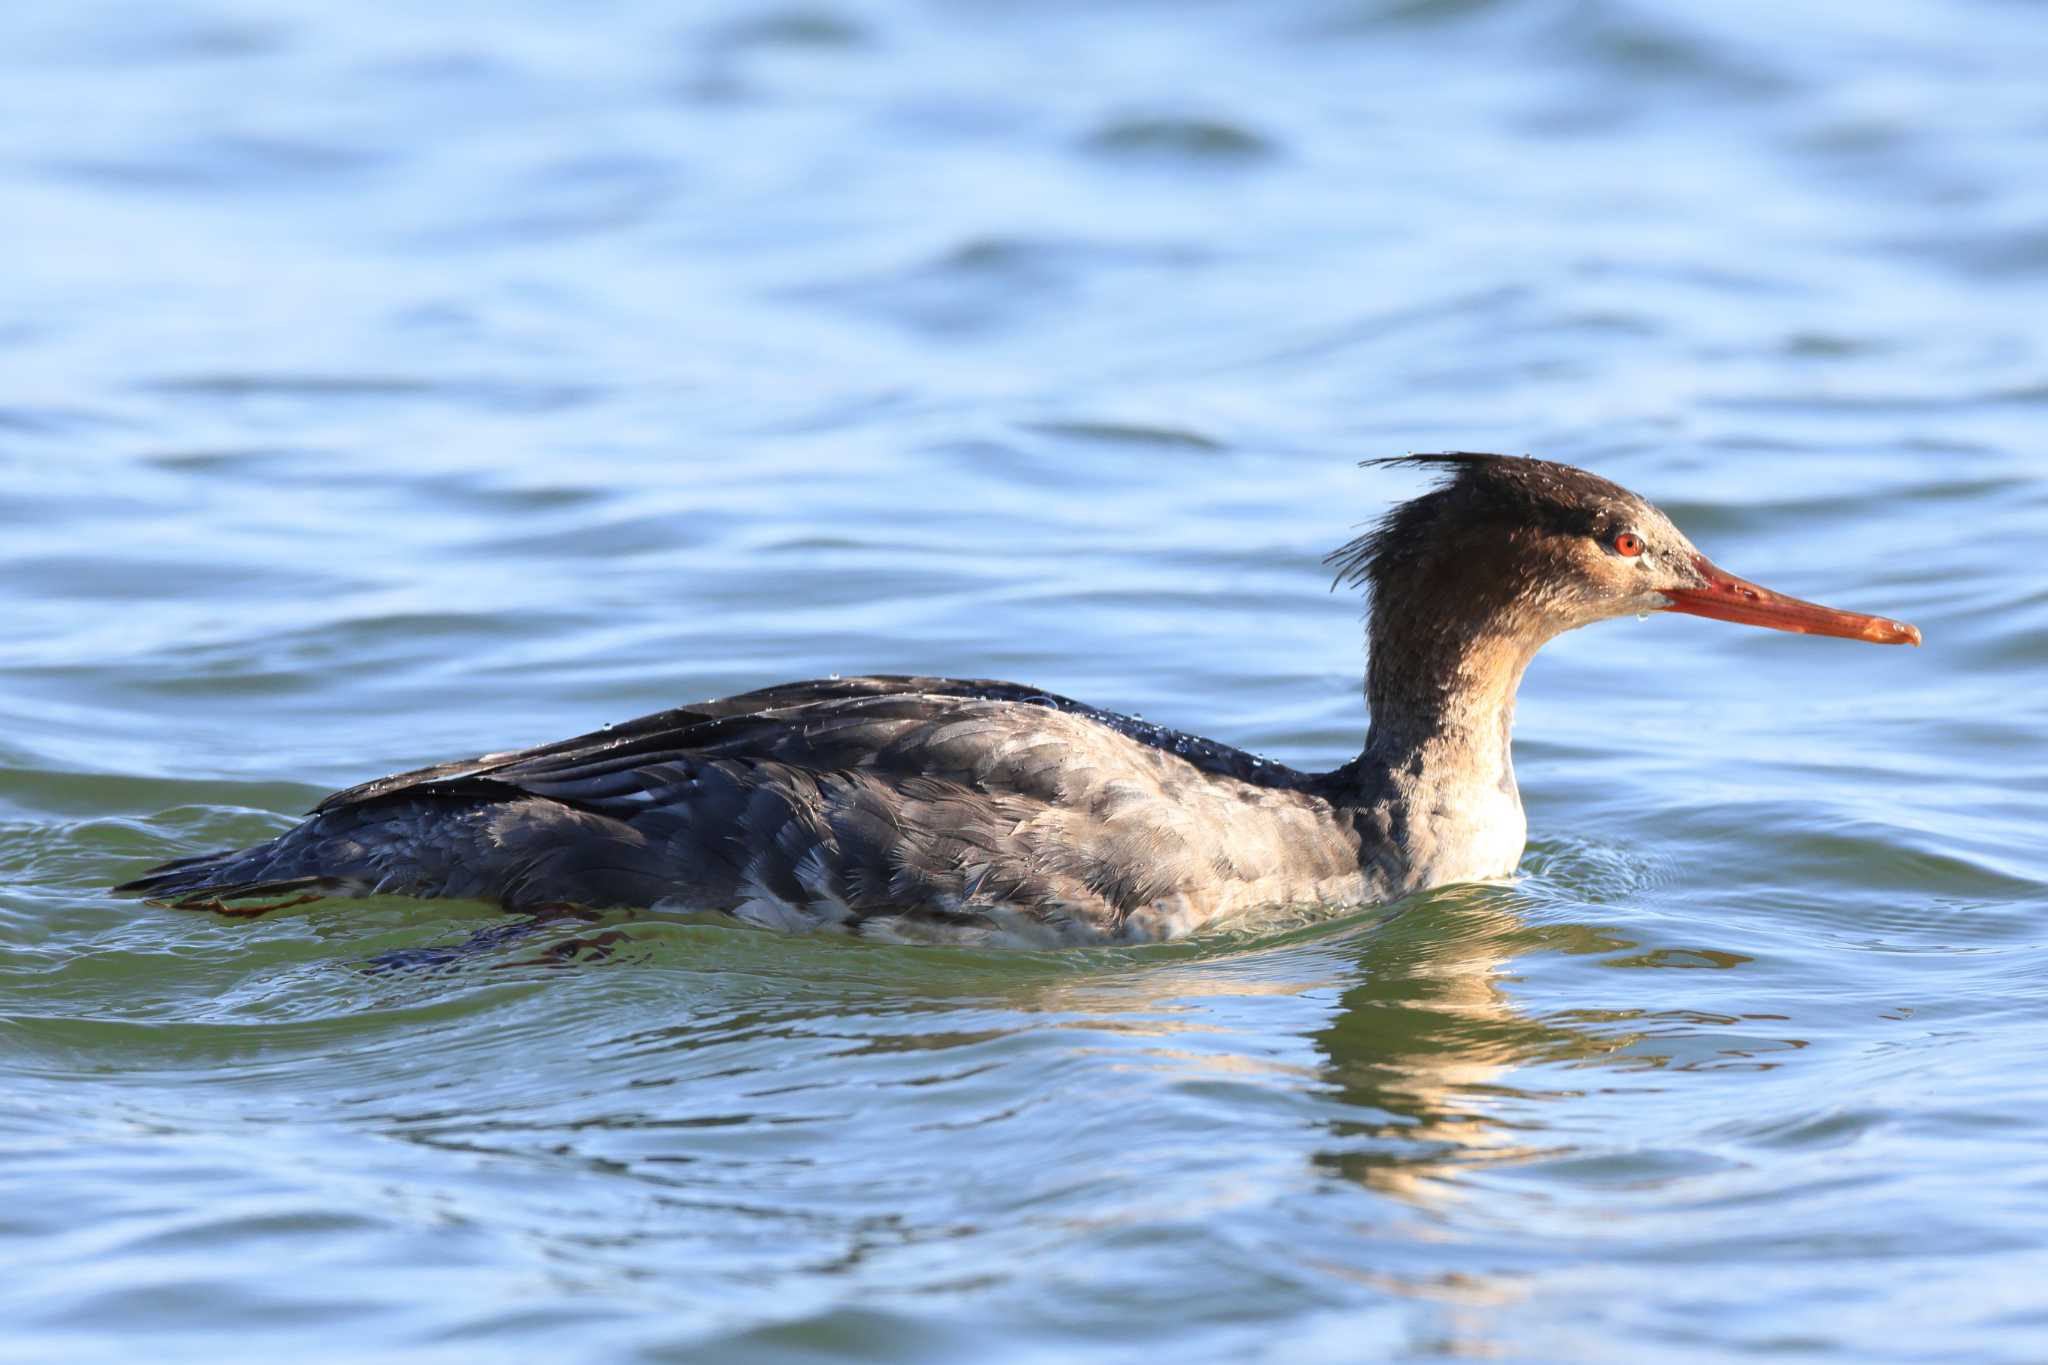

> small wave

[{"left": 1081, "top": 115, "right": 1276, "bottom": 165}]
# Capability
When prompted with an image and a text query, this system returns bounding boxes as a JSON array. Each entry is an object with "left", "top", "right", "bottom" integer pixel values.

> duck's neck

[{"left": 1329, "top": 612, "right": 1546, "bottom": 894}]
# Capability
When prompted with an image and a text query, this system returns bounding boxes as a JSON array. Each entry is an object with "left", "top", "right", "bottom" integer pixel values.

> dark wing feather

[{"left": 311, "top": 674, "right": 1293, "bottom": 821}]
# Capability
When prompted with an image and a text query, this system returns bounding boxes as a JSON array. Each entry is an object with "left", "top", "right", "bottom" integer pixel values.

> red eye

[{"left": 1614, "top": 532, "right": 1644, "bottom": 557}]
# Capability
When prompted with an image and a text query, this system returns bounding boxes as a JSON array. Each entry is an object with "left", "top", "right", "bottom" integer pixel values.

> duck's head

[{"left": 1331, "top": 453, "right": 1921, "bottom": 655}]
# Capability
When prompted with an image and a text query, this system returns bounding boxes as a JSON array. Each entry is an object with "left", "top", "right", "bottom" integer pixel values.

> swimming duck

[{"left": 115, "top": 455, "right": 1919, "bottom": 945}]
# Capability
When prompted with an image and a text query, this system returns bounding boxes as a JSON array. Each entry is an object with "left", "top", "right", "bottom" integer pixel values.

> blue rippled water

[{"left": 3, "top": 1, "right": 2046, "bottom": 1360}]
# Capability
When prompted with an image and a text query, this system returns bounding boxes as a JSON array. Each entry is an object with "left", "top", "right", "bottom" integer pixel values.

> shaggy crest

[{"left": 1325, "top": 453, "right": 1643, "bottom": 594}]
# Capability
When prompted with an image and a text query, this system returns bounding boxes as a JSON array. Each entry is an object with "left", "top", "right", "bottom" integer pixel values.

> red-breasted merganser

[{"left": 115, "top": 455, "right": 1920, "bottom": 945}]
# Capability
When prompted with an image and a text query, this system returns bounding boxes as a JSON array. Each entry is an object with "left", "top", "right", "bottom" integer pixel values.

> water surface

[{"left": 3, "top": 1, "right": 2046, "bottom": 1360}]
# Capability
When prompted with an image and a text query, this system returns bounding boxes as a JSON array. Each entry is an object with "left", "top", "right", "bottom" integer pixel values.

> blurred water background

[{"left": 2, "top": 0, "right": 2046, "bottom": 1359}]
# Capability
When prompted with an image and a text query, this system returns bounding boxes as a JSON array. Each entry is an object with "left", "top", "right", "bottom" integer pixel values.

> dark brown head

[{"left": 1330, "top": 453, "right": 1920, "bottom": 673}]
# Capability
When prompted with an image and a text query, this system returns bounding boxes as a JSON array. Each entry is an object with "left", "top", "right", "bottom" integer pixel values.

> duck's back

[{"left": 116, "top": 676, "right": 1372, "bottom": 943}]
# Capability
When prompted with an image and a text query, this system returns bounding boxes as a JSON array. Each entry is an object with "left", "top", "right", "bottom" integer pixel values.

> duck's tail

[
  {"left": 112, "top": 839, "right": 353, "bottom": 916},
  {"left": 113, "top": 795, "right": 647, "bottom": 918}
]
